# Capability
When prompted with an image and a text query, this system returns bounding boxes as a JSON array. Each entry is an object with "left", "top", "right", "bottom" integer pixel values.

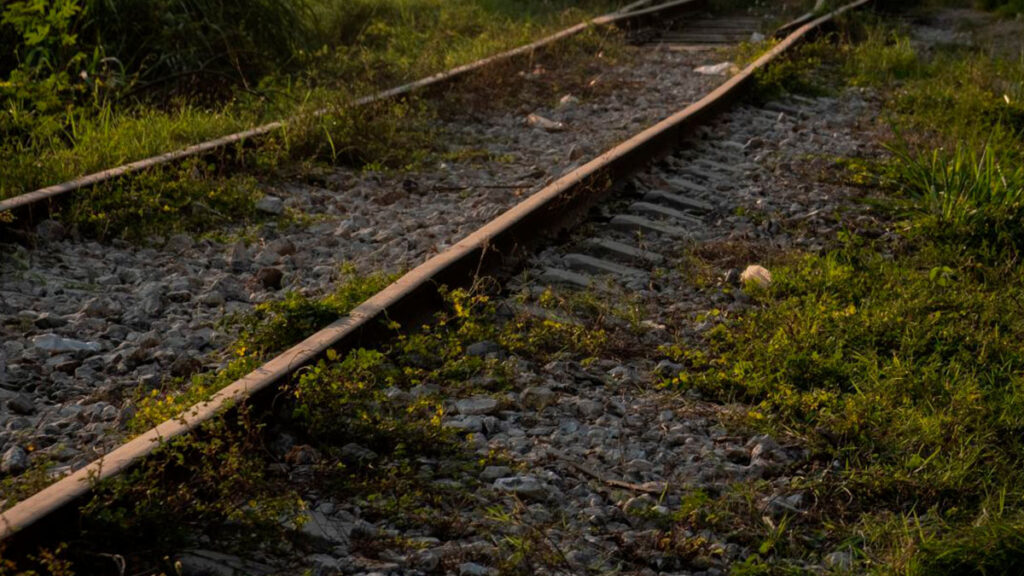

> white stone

[
  {"left": 694, "top": 62, "right": 737, "bottom": 76},
  {"left": 31, "top": 334, "right": 102, "bottom": 354},
  {"left": 741, "top": 264, "right": 772, "bottom": 288},
  {"left": 526, "top": 113, "right": 566, "bottom": 133}
]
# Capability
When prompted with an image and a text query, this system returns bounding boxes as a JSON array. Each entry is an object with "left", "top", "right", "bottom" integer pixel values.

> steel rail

[
  {"left": 0, "top": 0, "right": 874, "bottom": 548},
  {"left": 0, "top": 0, "right": 703, "bottom": 222}
]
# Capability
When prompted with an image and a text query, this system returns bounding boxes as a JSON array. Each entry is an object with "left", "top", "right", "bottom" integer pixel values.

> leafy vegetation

[{"left": 975, "top": 0, "right": 1024, "bottom": 14}]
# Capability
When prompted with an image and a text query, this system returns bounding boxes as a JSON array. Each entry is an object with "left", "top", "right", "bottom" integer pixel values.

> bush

[{"left": 81, "top": 0, "right": 311, "bottom": 98}]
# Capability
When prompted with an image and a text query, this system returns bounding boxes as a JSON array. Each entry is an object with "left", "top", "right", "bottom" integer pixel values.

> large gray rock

[
  {"left": 575, "top": 398, "right": 604, "bottom": 419},
  {"left": 175, "top": 549, "right": 274, "bottom": 576},
  {"left": 340, "top": 442, "right": 378, "bottom": 464},
  {"left": 31, "top": 334, "right": 102, "bottom": 354},
  {"left": 298, "top": 510, "right": 350, "bottom": 547},
  {"left": 455, "top": 396, "right": 499, "bottom": 416},
  {"left": 1, "top": 445, "right": 28, "bottom": 474},
  {"left": 459, "top": 562, "right": 498, "bottom": 576},
  {"left": 255, "top": 195, "right": 284, "bottom": 215},
  {"left": 519, "top": 386, "right": 556, "bottom": 411},
  {"left": 79, "top": 297, "right": 123, "bottom": 319},
  {"left": 7, "top": 394, "right": 35, "bottom": 415},
  {"left": 466, "top": 340, "right": 502, "bottom": 357},
  {"left": 227, "top": 241, "right": 251, "bottom": 272},
  {"left": 35, "top": 220, "right": 65, "bottom": 242},
  {"left": 494, "top": 476, "right": 550, "bottom": 501}
]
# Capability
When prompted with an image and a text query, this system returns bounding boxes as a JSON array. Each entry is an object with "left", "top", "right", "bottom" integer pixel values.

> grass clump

[
  {"left": 283, "top": 98, "right": 439, "bottom": 171},
  {"left": 890, "top": 141, "right": 1024, "bottom": 260},
  {"left": 60, "top": 158, "right": 264, "bottom": 241}
]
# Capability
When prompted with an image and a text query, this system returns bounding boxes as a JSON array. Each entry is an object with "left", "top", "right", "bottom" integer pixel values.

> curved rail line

[
  {"left": 0, "top": 0, "right": 875, "bottom": 550},
  {"left": 0, "top": 0, "right": 702, "bottom": 223}
]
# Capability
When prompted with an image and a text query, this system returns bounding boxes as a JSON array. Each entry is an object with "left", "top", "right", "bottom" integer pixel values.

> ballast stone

[
  {"left": 493, "top": 475, "right": 550, "bottom": 500},
  {"left": 455, "top": 396, "right": 500, "bottom": 416},
  {"left": 31, "top": 334, "right": 102, "bottom": 354},
  {"left": 1, "top": 445, "right": 29, "bottom": 474},
  {"left": 255, "top": 195, "right": 284, "bottom": 215}
]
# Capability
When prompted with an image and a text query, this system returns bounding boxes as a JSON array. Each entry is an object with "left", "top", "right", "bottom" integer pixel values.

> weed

[
  {"left": 751, "top": 37, "right": 837, "bottom": 101},
  {"left": 234, "top": 267, "right": 396, "bottom": 356},
  {"left": 76, "top": 409, "right": 301, "bottom": 574},
  {"left": 284, "top": 98, "right": 439, "bottom": 170},
  {"left": 888, "top": 141, "right": 1024, "bottom": 260},
  {"left": 59, "top": 157, "right": 263, "bottom": 241},
  {"left": 844, "top": 22, "right": 919, "bottom": 86},
  {"left": 501, "top": 288, "right": 609, "bottom": 360},
  {"left": 976, "top": 0, "right": 1024, "bottom": 15}
]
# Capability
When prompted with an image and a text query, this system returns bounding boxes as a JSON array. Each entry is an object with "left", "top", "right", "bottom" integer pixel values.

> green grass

[
  {"left": 682, "top": 245, "right": 1024, "bottom": 574},
  {"left": 975, "top": 0, "right": 1024, "bottom": 13},
  {"left": 660, "top": 9, "right": 1024, "bottom": 574}
]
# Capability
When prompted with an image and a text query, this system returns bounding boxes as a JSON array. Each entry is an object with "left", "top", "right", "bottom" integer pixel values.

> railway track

[
  {"left": 0, "top": 0, "right": 730, "bottom": 497},
  {"left": 0, "top": 0, "right": 878, "bottom": 572}
]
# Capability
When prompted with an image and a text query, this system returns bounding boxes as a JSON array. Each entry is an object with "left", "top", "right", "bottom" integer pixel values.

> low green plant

[
  {"left": 234, "top": 268, "right": 396, "bottom": 357},
  {"left": 284, "top": 98, "right": 438, "bottom": 170},
  {"left": 976, "top": 0, "right": 1024, "bottom": 14},
  {"left": 889, "top": 141, "right": 1024, "bottom": 259},
  {"left": 292, "top": 348, "right": 449, "bottom": 454},
  {"left": 501, "top": 287, "right": 609, "bottom": 360},
  {"left": 844, "top": 23, "right": 918, "bottom": 86},
  {"left": 751, "top": 36, "right": 836, "bottom": 101},
  {"left": 60, "top": 157, "right": 263, "bottom": 241},
  {"left": 77, "top": 409, "right": 301, "bottom": 574}
]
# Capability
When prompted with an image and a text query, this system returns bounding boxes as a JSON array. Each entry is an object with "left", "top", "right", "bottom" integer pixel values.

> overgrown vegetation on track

[{"left": 2, "top": 281, "right": 624, "bottom": 574}]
